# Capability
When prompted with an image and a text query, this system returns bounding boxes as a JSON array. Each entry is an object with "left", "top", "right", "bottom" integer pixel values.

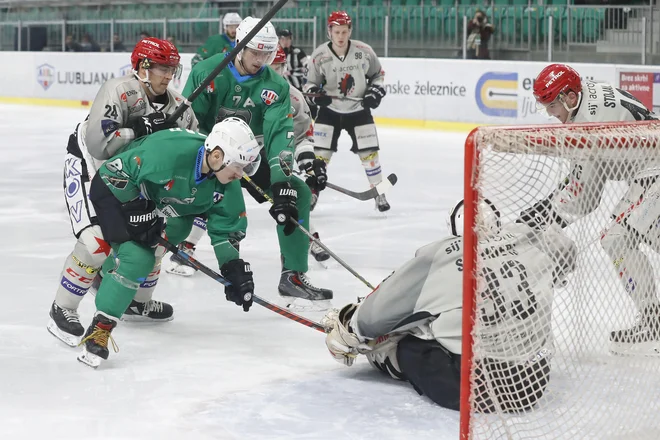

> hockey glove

[
  {"left": 131, "top": 112, "right": 177, "bottom": 139},
  {"left": 220, "top": 258, "right": 254, "bottom": 312},
  {"left": 517, "top": 198, "right": 569, "bottom": 230},
  {"left": 321, "top": 304, "right": 372, "bottom": 367},
  {"left": 362, "top": 85, "right": 386, "bottom": 109},
  {"left": 269, "top": 181, "right": 299, "bottom": 236},
  {"left": 297, "top": 151, "right": 327, "bottom": 192},
  {"left": 307, "top": 86, "right": 332, "bottom": 107},
  {"left": 121, "top": 199, "right": 164, "bottom": 248}
]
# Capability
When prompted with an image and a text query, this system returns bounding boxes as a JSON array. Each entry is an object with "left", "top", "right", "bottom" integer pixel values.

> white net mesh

[{"left": 463, "top": 121, "right": 660, "bottom": 440}]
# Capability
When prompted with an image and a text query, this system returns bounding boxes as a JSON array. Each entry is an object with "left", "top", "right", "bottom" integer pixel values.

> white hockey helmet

[
  {"left": 204, "top": 117, "right": 262, "bottom": 176},
  {"left": 235, "top": 16, "right": 279, "bottom": 65},
  {"left": 222, "top": 12, "right": 243, "bottom": 28},
  {"left": 447, "top": 198, "right": 501, "bottom": 237}
]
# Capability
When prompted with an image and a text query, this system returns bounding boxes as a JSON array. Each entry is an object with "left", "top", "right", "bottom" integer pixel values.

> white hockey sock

[
  {"left": 134, "top": 245, "right": 167, "bottom": 303},
  {"left": 184, "top": 217, "right": 207, "bottom": 247},
  {"left": 601, "top": 223, "right": 660, "bottom": 312},
  {"left": 358, "top": 150, "right": 382, "bottom": 187}
]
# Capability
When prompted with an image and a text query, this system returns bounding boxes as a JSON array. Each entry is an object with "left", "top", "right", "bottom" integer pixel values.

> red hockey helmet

[
  {"left": 533, "top": 63, "right": 582, "bottom": 105},
  {"left": 328, "top": 11, "right": 352, "bottom": 28},
  {"left": 271, "top": 45, "right": 286, "bottom": 65},
  {"left": 130, "top": 37, "right": 181, "bottom": 71}
]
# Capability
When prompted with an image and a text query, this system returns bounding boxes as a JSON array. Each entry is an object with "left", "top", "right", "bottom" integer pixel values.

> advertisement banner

[{"left": 0, "top": 52, "right": 656, "bottom": 126}]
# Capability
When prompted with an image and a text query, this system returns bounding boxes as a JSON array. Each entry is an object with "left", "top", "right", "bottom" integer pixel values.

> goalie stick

[
  {"left": 166, "top": 0, "right": 290, "bottom": 123},
  {"left": 158, "top": 237, "right": 327, "bottom": 333}
]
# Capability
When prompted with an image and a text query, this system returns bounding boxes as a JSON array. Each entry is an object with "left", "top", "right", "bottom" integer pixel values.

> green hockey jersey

[
  {"left": 97, "top": 128, "right": 246, "bottom": 265},
  {"left": 191, "top": 34, "right": 234, "bottom": 67},
  {"left": 182, "top": 54, "right": 294, "bottom": 183}
]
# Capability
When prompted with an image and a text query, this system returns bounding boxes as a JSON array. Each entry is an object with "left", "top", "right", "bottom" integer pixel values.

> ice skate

[
  {"left": 310, "top": 233, "right": 330, "bottom": 262},
  {"left": 47, "top": 301, "right": 84, "bottom": 347},
  {"left": 122, "top": 299, "right": 174, "bottom": 322},
  {"left": 279, "top": 270, "right": 333, "bottom": 311},
  {"left": 165, "top": 241, "right": 197, "bottom": 277},
  {"left": 375, "top": 193, "right": 390, "bottom": 212},
  {"left": 77, "top": 312, "right": 118, "bottom": 369},
  {"left": 610, "top": 305, "right": 660, "bottom": 356}
]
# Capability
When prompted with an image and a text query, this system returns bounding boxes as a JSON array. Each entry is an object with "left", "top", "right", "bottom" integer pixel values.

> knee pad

[
  {"left": 353, "top": 123, "right": 379, "bottom": 151},
  {"left": 313, "top": 123, "right": 334, "bottom": 150}
]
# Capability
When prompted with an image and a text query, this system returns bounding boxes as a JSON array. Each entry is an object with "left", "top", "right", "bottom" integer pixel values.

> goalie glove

[{"left": 321, "top": 303, "right": 372, "bottom": 367}]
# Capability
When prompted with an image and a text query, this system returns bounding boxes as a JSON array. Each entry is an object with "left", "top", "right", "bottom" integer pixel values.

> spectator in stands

[
  {"left": 65, "top": 34, "right": 82, "bottom": 52},
  {"left": 110, "top": 33, "right": 127, "bottom": 52},
  {"left": 80, "top": 33, "right": 100, "bottom": 52},
  {"left": 277, "top": 28, "right": 308, "bottom": 92},
  {"left": 467, "top": 10, "right": 494, "bottom": 60}
]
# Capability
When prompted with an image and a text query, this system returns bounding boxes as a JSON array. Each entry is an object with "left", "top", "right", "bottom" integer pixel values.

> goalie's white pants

[{"left": 601, "top": 177, "right": 660, "bottom": 314}]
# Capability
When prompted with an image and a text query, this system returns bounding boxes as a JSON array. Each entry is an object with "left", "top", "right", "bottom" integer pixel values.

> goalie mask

[
  {"left": 447, "top": 198, "right": 501, "bottom": 237},
  {"left": 204, "top": 117, "right": 262, "bottom": 176}
]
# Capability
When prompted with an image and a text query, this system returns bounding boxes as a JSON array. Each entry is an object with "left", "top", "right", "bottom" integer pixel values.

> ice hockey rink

[{"left": 0, "top": 103, "right": 464, "bottom": 440}]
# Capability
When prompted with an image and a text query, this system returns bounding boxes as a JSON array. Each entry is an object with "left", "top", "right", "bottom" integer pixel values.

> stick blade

[{"left": 386, "top": 173, "right": 398, "bottom": 186}]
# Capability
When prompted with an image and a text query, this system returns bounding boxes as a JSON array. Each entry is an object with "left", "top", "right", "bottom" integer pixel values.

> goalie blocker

[{"left": 322, "top": 200, "right": 576, "bottom": 411}]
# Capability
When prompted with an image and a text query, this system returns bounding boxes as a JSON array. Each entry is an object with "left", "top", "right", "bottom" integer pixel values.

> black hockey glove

[
  {"left": 121, "top": 199, "right": 164, "bottom": 247},
  {"left": 131, "top": 112, "right": 177, "bottom": 139},
  {"left": 307, "top": 86, "right": 332, "bottom": 107},
  {"left": 269, "top": 181, "right": 299, "bottom": 236},
  {"left": 362, "top": 85, "right": 386, "bottom": 109},
  {"left": 517, "top": 198, "right": 569, "bottom": 230},
  {"left": 297, "top": 151, "right": 327, "bottom": 192},
  {"left": 220, "top": 259, "right": 254, "bottom": 312}
]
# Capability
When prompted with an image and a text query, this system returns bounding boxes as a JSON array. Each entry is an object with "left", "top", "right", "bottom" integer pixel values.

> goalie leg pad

[
  {"left": 54, "top": 227, "right": 108, "bottom": 310},
  {"left": 396, "top": 335, "right": 462, "bottom": 410}
]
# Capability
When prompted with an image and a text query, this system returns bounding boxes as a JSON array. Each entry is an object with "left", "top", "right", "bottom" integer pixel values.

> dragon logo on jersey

[
  {"left": 261, "top": 89, "right": 279, "bottom": 106},
  {"left": 164, "top": 179, "right": 174, "bottom": 191},
  {"left": 338, "top": 74, "right": 355, "bottom": 97}
]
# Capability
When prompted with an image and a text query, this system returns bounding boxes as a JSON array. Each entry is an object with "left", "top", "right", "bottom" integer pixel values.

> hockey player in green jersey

[
  {"left": 191, "top": 12, "right": 242, "bottom": 67},
  {"left": 78, "top": 118, "right": 260, "bottom": 368},
  {"left": 179, "top": 17, "right": 333, "bottom": 310}
]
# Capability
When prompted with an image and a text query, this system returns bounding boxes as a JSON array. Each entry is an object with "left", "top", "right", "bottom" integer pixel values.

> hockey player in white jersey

[
  {"left": 303, "top": 11, "right": 389, "bottom": 212},
  {"left": 322, "top": 199, "right": 576, "bottom": 410},
  {"left": 48, "top": 37, "right": 198, "bottom": 346},
  {"left": 165, "top": 45, "right": 331, "bottom": 278},
  {"left": 526, "top": 63, "right": 660, "bottom": 356}
]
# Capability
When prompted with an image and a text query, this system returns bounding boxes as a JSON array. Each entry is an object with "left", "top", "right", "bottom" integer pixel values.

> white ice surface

[{"left": 0, "top": 104, "right": 466, "bottom": 440}]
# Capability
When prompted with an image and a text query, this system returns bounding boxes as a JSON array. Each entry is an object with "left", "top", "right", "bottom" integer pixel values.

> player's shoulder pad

[
  {"left": 310, "top": 44, "right": 333, "bottom": 65},
  {"left": 351, "top": 39, "right": 377, "bottom": 54}
]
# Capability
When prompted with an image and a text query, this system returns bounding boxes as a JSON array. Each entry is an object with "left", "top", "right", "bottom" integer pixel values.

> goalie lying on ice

[{"left": 321, "top": 199, "right": 577, "bottom": 411}]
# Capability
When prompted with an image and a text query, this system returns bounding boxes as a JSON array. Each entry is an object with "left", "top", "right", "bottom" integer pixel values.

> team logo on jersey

[
  {"left": 338, "top": 74, "right": 355, "bottom": 96},
  {"left": 164, "top": 179, "right": 174, "bottom": 191},
  {"left": 261, "top": 89, "right": 279, "bottom": 105},
  {"left": 101, "top": 119, "right": 119, "bottom": 137},
  {"left": 235, "top": 85, "right": 242, "bottom": 92},
  {"left": 36, "top": 64, "right": 55, "bottom": 91},
  {"left": 213, "top": 192, "right": 224, "bottom": 204},
  {"left": 206, "top": 82, "right": 215, "bottom": 93}
]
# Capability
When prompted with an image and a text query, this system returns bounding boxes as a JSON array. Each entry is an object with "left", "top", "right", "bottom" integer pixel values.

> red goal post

[{"left": 460, "top": 121, "right": 660, "bottom": 440}]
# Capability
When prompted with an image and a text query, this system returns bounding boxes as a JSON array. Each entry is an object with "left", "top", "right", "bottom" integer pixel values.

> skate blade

[
  {"left": 47, "top": 319, "right": 82, "bottom": 347},
  {"left": 609, "top": 341, "right": 660, "bottom": 357},
  {"left": 165, "top": 266, "right": 196, "bottom": 277},
  {"left": 77, "top": 348, "right": 103, "bottom": 369},
  {"left": 120, "top": 314, "right": 174, "bottom": 323},
  {"left": 281, "top": 298, "right": 333, "bottom": 312}
]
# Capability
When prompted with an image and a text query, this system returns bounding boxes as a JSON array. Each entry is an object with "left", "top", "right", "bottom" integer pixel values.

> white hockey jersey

[
  {"left": 352, "top": 223, "right": 576, "bottom": 364},
  {"left": 289, "top": 85, "right": 314, "bottom": 160},
  {"left": 304, "top": 40, "right": 384, "bottom": 114},
  {"left": 550, "top": 80, "right": 658, "bottom": 223},
  {"left": 76, "top": 74, "right": 198, "bottom": 176}
]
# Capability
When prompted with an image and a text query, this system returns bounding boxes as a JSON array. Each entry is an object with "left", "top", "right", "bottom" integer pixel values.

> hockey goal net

[{"left": 461, "top": 121, "right": 660, "bottom": 440}]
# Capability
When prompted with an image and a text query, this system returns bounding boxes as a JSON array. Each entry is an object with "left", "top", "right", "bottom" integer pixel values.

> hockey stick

[
  {"left": 157, "top": 237, "right": 327, "bottom": 333},
  {"left": 293, "top": 169, "right": 398, "bottom": 201},
  {"left": 242, "top": 175, "right": 378, "bottom": 291},
  {"left": 166, "top": 0, "right": 290, "bottom": 123},
  {"left": 303, "top": 92, "right": 363, "bottom": 102}
]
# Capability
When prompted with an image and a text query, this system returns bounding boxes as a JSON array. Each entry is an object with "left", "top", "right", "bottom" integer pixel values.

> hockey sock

[{"left": 358, "top": 150, "right": 383, "bottom": 187}]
